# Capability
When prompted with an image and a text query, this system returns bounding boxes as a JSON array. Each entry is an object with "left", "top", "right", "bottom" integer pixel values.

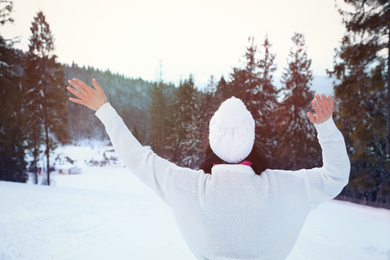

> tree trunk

[
  {"left": 42, "top": 56, "right": 51, "bottom": 186},
  {"left": 293, "top": 153, "right": 297, "bottom": 171},
  {"left": 387, "top": 30, "right": 390, "bottom": 159},
  {"left": 43, "top": 73, "right": 50, "bottom": 186},
  {"left": 34, "top": 156, "right": 38, "bottom": 185},
  {"left": 45, "top": 123, "right": 50, "bottom": 186}
]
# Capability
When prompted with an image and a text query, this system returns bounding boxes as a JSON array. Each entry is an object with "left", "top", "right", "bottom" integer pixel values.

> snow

[{"left": 1, "top": 144, "right": 390, "bottom": 260}]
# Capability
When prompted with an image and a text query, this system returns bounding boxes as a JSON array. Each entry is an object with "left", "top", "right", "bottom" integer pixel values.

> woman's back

[{"left": 167, "top": 165, "right": 311, "bottom": 260}]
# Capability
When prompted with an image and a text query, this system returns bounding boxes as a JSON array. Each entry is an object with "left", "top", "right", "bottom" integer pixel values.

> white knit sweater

[{"left": 96, "top": 103, "right": 350, "bottom": 260}]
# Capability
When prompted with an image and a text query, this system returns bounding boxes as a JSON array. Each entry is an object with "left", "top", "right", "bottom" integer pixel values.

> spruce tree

[
  {"left": 0, "top": 36, "right": 26, "bottom": 182},
  {"left": 0, "top": 1, "right": 28, "bottom": 182},
  {"left": 229, "top": 37, "right": 261, "bottom": 132},
  {"left": 276, "top": 33, "right": 320, "bottom": 170},
  {"left": 198, "top": 75, "right": 218, "bottom": 157},
  {"left": 149, "top": 80, "right": 170, "bottom": 157},
  {"left": 167, "top": 76, "right": 202, "bottom": 168},
  {"left": 255, "top": 36, "right": 279, "bottom": 167},
  {"left": 214, "top": 76, "right": 231, "bottom": 104},
  {"left": 328, "top": 0, "right": 389, "bottom": 202},
  {"left": 24, "top": 11, "right": 68, "bottom": 185},
  {"left": 242, "top": 37, "right": 260, "bottom": 101},
  {"left": 201, "top": 75, "right": 217, "bottom": 118},
  {"left": 229, "top": 37, "right": 259, "bottom": 102}
]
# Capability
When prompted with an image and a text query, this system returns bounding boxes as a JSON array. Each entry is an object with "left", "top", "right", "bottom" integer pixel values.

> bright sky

[{"left": 2, "top": 0, "right": 346, "bottom": 85}]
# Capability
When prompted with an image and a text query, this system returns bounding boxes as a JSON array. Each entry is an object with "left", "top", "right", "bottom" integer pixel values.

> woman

[{"left": 67, "top": 78, "right": 350, "bottom": 260}]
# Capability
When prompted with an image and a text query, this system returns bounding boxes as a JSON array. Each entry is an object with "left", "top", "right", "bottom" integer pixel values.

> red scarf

[{"left": 213, "top": 160, "right": 253, "bottom": 167}]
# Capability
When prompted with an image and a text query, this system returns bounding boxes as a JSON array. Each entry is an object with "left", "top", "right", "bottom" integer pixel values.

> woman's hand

[
  {"left": 67, "top": 78, "right": 107, "bottom": 111},
  {"left": 307, "top": 94, "right": 333, "bottom": 124}
]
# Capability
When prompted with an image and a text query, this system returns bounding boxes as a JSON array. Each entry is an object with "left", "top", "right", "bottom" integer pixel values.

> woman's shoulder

[{"left": 261, "top": 167, "right": 320, "bottom": 180}]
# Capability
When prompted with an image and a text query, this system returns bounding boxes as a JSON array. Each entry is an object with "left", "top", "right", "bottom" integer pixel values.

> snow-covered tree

[
  {"left": 254, "top": 36, "right": 279, "bottom": 166},
  {"left": 214, "top": 75, "right": 231, "bottom": 104},
  {"left": 149, "top": 80, "right": 172, "bottom": 158},
  {"left": 276, "top": 33, "right": 320, "bottom": 170},
  {"left": 228, "top": 38, "right": 261, "bottom": 136},
  {"left": 24, "top": 11, "right": 68, "bottom": 185},
  {"left": 201, "top": 75, "right": 218, "bottom": 121},
  {"left": 229, "top": 37, "right": 259, "bottom": 103},
  {"left": 197, "top": 75, "right": 218, "bottom": 159},
  {"left": 167, "top": 76, "right": 203, "bottom": 168},
  {"left": 0, "top": 1, "right": 28, "bottom": 182},
  {"left": 328, "top": 0, "right": 389, "bottom": 202}
]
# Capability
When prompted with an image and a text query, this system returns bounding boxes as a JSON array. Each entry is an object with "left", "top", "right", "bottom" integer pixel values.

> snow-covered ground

[{"left": 1, "top": 144, "right": 389, "bottom": 260}]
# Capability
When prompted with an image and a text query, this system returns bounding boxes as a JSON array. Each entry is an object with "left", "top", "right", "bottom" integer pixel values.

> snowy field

[{"left": 1, "top": 144, "right": 390, "bottom": 260}]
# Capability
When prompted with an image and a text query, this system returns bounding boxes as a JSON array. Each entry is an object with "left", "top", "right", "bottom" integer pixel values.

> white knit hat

[{"left": 209, "top": 97, "right": 255, "bottom": 163}]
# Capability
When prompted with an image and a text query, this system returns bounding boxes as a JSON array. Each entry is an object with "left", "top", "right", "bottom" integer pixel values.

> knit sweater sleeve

[
  {"left": 303, "top": 117, "right": 351, "bottom": 208},
  {"left": 95, "top": 103, "right": 201, "bottom": 203}
]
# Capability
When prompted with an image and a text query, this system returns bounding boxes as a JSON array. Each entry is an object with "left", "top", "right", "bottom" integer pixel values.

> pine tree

[
  {"left": 0, "top": 1, "right": 28, "bottom": 182},
  {"left": 0, "top": 36, "right": 26, "bottom": 182},
  {"left": 214, "top": 76, "right": 231, "bottom": 104},
  {"left": 229, "top": 37, "right": 261, "bottom": 131},
  {"left": 24, "top": 11, "right": 68, "bottom": 185},
  {"left": 149, "top": 80, "right": 171, "bottom": 157},
  {"left": 276, "top": 33, "right": 320, "bottom": 170},
  {"left": 198, "top": 75, "right": 218, "bottom": 157},
  {"left": 255, "top": 36, "right": 279, "bottom": 166},
  {"left": 149, "top": 60, "right": 173, "bottom": 157},
  {"left": 242, "top": 37, "right": 260, "bottom": 101},
  {"left": 167, "top": 76, "right": 202, "bottom": 168},
  {"left": 229, "top": 37, "right": 259, "bottom": 102},
  {"left": 328, "top": 0, "right": 389, "bottom": 202},
  {"left": 202, "top": 75, "right": 217, "bottom": 117}
]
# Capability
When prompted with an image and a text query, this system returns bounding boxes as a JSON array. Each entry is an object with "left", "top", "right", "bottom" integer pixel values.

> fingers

[
  {"left": 328, "top": 95, "right": 334, "bottom": 112},
  {"left": 67, "top": 77, "right": 106, "bottom": 111},
  {"left": 67, "top": 85, "right": 84, "bottom": 100},
  {"left": 306, "top": 112, "right": 315, "bottom": 123},
  {"left": 315, "top": 94, "right": 327, "bottom": 113},
  {"left": 72, "top": 78, "right": 92, "bottom": 93},
  {"left": 68, "top": 79, "right": 88, "bottom": 96},
  {"left": 92, "top": 78, "right": 104, "bottom": 93},
  {"left": 312, "top": 94, "right": 333, "bottom": 114},
  {"left": 311, "top": 98, "right": 321, "bottom": 114},
  {"left": 69, "top": 97, "right": 85, "bottom": 106},
  {"left": 308, "top": 93, "right": 333, "bottom": 124}
]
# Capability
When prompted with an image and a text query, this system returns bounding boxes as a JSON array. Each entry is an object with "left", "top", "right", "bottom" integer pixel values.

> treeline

[{"left": 1, "top": 0, "right": 389, "bottom": 203}]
